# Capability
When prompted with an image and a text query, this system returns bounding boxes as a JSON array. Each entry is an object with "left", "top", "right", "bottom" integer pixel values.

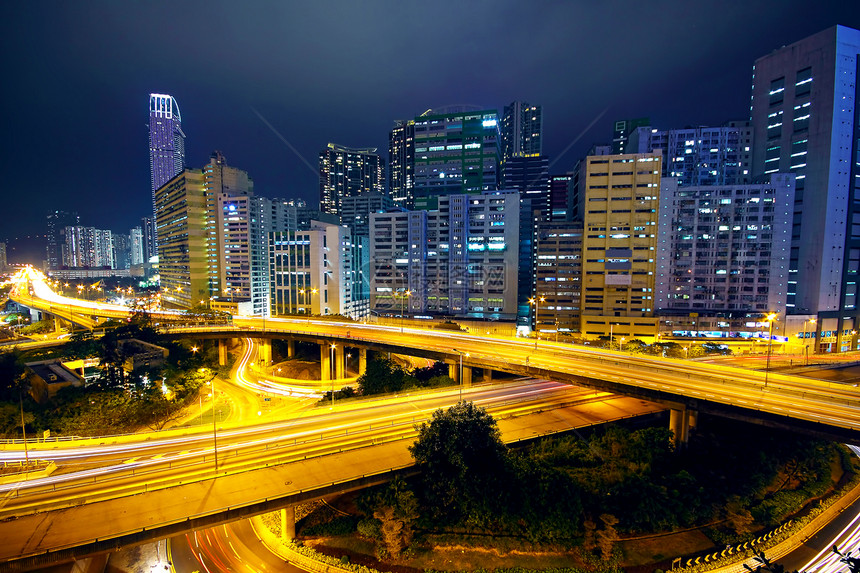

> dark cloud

[{"left": 1, "top": 0, "right": 858, "bottom": 262}]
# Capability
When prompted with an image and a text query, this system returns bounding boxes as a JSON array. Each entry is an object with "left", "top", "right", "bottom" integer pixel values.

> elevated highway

[{"left": 9, "top": 268, "right": 860, "bottom": 445}]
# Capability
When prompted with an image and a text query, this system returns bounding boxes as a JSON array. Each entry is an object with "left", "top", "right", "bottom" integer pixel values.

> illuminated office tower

[
  {"left": 369, "top": 190, "right": 520, "bottom": 319},
  {"left": 154, "top": 169, "right": 207, "bottom": 309},
  {"left": 627, "top": 123, "right": 753, "bottom": 186},
  {"left": 319, "top": 144, "right": 385, "bottom": 216},
  {"left": 389, "top": 119, "right": 415, "bottom": 207},
  {"left": 149, "top": 93, "right": 186, "bottom": 254},
  {"left": 578, "top": 153, "right": 662, "bottom": 341},
  {"left": 269, "top": 222, "right": 368, "bottom": 319},
  {"left": 750, "top": 25, "right": 860, "bottom": 352},
  {"left": 141, "top": 217, "right": 157, "bottom": 261},
  {"left": 46, "top": 210, "right": 79, "bottom": 269},
  {"left": 534, "top": 222, "right": 583, "bottom": 335},
  {"left": 112, "top": 233, "right": 131, "bottom": 270},
  {"left": 501, "top": 101, "right": 542, "bottom": 161},
  {"left": 0, "top": 242, "right": 6, "bottom": 271},
  {"left": 412, "top": 107, "right": 501, "bottom": 210},
  {"left": 339, "top": 191, "right": 393, "bottom": 238},
  {"left": 202, "top": 151, "right": 254, "bottom": 299},
  {"left": 130, "top": 226, "right": 144, "bottom": 266},
  {"left": 655, "top": 174, "right": 795, "bottom": 334}
]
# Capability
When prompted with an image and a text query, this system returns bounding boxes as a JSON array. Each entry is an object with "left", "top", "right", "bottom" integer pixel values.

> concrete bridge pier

[
  {"left": 218, "top": 339, "right": 228, "bottom": 367},
  {"left": 462, "top": 366, "right": 472, "bottom": 389},
  {"left": 258, "top": 339, "right": 272, "bottom": 366},
  {"left": 281, "top": 505, "right": 296, "bottom": 540},
  {"left": 669, "top": 407, "right": 690, "bottom": 448},
  {"left": 482, "top": 368, "right": 492, "bottom": 383},
  {"left": 287, "top": 340, "right": 296, "bottom": 358},
  {"left": 448, "top": 362, "right": 459, "bottom": 383},
  {"left": 321, "top": 344, "right": 331, "bottom": 381},
  {"left": 334, "top": 345, "right": 345, "bottom": 379},
  {"left": 358, "top": 348, "right": 367, "bottom": 375}
]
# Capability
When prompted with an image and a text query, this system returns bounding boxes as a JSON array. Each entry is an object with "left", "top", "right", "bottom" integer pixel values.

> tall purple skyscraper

[{"left": 148, "top": 93, "right": 186, "bottom": 254}]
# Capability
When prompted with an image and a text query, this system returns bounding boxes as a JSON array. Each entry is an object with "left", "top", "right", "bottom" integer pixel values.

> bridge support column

[
  {"left": 687, "top": 410, "right": 698, "bottom": 433},
  {"left": 54, "top": 314, "right": 63, "bottom": 334},
  {"left": 321, "top": 344, "right": 331, "bottom": 381},
  {"left": 218, "top": 339, "right": 228, "bottom": 367},
  {"left": 483, "top": 368, "right": 492, "bottom": 383},
  {"left": 358, "top": 348, "right": 368, "bottom": 375},
  {"left": 258, "top": 339, "right": 272, "bottom": 366},
  {"left": 287, "top": 340, "right": 296, "bottom": 358},
  {"left": 335, "top": 346, "right": 345, "bottom": 379},
  {"left": 669, "top": 408, "right": 689, "bottom": 448},
  {"left": 462, "top": 366, "right": 472, "bottom": 389},
  {"left": 281, "top": 505, "right": 296, "bottom": 540},
  {"left": 448, "top": 362, "right": 459, "bottom": 383}
]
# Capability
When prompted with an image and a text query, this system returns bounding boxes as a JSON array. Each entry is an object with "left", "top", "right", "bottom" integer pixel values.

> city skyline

[{"left": 2, "top": 2, "right": 859, "bottom": 263}]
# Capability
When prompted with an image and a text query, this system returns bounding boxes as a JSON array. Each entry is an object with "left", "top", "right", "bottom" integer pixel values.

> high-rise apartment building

[
  {"left": 269, "top": 222, "right": 369, "bottom": 319},
  {"left": 534, "top": 222, "right": 583, "bottom": 335},
  {"left": 112, "top": 233, "right": 131, "bottom": 270},
  {"left": 339, "top": 191, "right": 394, "bottom": 238},
  {"left": 611, "top": 118, "right": 650, "bottom": 155},
  {"left": 655, "top": 174, "right": 795, "bottom": 330},
  {"left": 578, "top": 153, "right": 662, "bottom": 340},
  {"left": 202, "top": 151, "right": 254, "bottom": 299},
  {"left": 0, "top": 242, "right": 7, "bottom": 272},
  {"left": 62, "top": 226, "right": 114, "bottom": 269},
  {"left": 130, "top": 226, "right": 145, "bottom": 266},
  {"left": 149, "top": 94, "right": 186, "bottom": 254},
  {"left": 154, "top": 169, "right": 207, "bottom": 309},
  {"left": 141, "top": 217, "right": 157, "bottom": 262},
  {"left": 389, "top": 119, "right": 415, "bottom": 208},
  {"left": 370, "top": 190, "right": 520, "bottom": 319},
  {"left": 319, "top": 144, "right": 385, "bottom": 216},
  {"left": 750, "top": 26, "right": 860, "bottom": 349},
  {"left": 501, "top": 101, "right": 542, "bottom": 160},
  {"left": 627, "top": 123, "right": 753, "bottom": 186},
  {"left": 46, "top": 211, "right": 79, "bottom": 270},
  {"left": 412, "top": 107, "right": 501, "bottom": 210}
]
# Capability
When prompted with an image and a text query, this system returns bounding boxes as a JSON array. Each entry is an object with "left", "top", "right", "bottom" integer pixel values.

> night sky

[{"left": 2, "top": 1, "right": 859, "bottom": 264}]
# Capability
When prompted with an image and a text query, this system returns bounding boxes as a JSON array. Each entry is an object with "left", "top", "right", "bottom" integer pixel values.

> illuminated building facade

[
  {"left": 388, "top": 119, "right": 415, "bottom": 207},
  {"left": 46, "top": 210, "right": 79, "bottom": 270},
  {"left": 62, "top": 226, "right": 114, "bottom": 269},
  {"left": 655, "top": 174, "right": 795, "bottom": 334},
  {"left": 319, "top": 144, "right": 385, "bottom": 216},
  {"left": 149, "top": 93, "right": 186, "bottom": 253},
  {"left": 154, "top": 169, "right": 207, "bottom": 309},
  {"left": 578, "top": 153, "right": 662, "bottom": 340},
  {"left": 501, "top": 101, "right": 542, "bottom": 160},
  {"left": 412, "top": 107, "right": 501, "bottom": 210},
  {"left": 130, "top": 226, "right": 144, "bottom": 266},
  {"left": 750, "top": 25, "right": 860, "bottom": 352},
  {"left": 534, "top": 222, "right": 583, "bottom": 335},
  {"left": 370, "top": 190, "right": 519, "bottom": 319},
  {"left": 202, "top": 151, "right": 254, "bottom": 299},
  {"left": 627, "top": 123, "right": 753, "bottom": 186},
  {"left": 269, "top": 222, "right": 368, "bottom": 319},
  {"left": 339, "top": 191, "right": 393, "bottom": 238}
]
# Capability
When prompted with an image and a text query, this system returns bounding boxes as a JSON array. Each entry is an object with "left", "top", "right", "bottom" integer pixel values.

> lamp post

[
  {"left": 330, "top": 343, "right": 336, "bottom": 407},
  {"left": 764, "top": 312, "right": 777, "bottom": 388},
  {"left": 452, "top": 348, "right": 469, "bottom": 402},
  {"left": 801, "top": 318, "right": 816, "bottom": 365},
  {"left": 609, "top": 323, "right": 614, "bottom": 351},
  {"left": 396, "top": 290, "right": 412, "bottom": 333},
  {"left": 199, "top": 368, "right": 219, "bottom": 472},
  {"left": 529, "top": 296, "right": 545, "bottom": 349}
]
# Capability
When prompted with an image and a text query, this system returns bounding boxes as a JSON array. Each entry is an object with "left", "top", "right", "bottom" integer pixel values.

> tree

[
  {"left": 409, "top": 401, "right": 508, "bottom": 521},
  {"left": 357, "top": 358, "right": 416, "bottom": 395}
]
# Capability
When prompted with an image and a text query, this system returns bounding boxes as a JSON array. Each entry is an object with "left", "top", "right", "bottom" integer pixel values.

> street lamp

[
  {"left": 609, "top": 322, "right": 614, "bottom": 351},
  {"left": 198, "top": 368, "right": 219, "bottom": 472},
  {"left": 330, "top": 343, "right": 336, "bottom": 407},
  {"left": 452, "top": 348, "right": 469, "bottom": 402},
  {"left": 529, "top": 296, "right": 545, "bottom": 349},
  {"left": 394, "top": 289, "right": 412, "bottom": 333},
  {"left": 764, "top": 312, "right": 777, "bottom": 388}
]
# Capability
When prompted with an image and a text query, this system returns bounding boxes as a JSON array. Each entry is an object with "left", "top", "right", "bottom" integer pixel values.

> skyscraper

[
  {"left": 412, "top": 107, "right": 501, "bottom": 210},
  {"left": 750, "top": 25, "right": 860, "bottom": 350},
  {"left": 389, "top": 119, "right": 415, "bottom": 208},
  {"left": 149, "top": 93, "right": 186, "bottom": 254},
  {"left": 319, "top": 144, "right": 385, "bottom": 216},
  {"left": 46, "top": 210, "right": 79, "bottom": 270},
  {"left": 501, "top": 101, "right": 542, "bottom": 160},
  {"left": 130, "top": 226, "right": 144, "bottom": 266}
]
